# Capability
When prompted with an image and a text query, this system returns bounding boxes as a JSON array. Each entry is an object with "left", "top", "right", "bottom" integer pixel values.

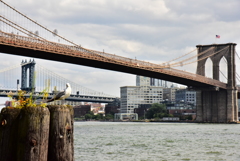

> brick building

[
  {"left": 73, "top": 105, "right": 91, "bottom": 118},
  {"left": 134, "top": 104, "right": 151, "bottom": 118}
]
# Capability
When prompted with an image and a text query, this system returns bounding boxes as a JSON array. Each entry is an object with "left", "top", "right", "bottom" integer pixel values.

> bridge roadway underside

[{"left": 0, "top": 44, "right": 227, "bottom": 90}]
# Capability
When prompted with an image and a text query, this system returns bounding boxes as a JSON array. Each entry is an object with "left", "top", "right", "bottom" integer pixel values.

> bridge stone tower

[
  {"left": 21, "top": 59, "right": 36, "bottom": 92},
  {"left": 195, "top": 43, "right": 238, "bottom": 122}
]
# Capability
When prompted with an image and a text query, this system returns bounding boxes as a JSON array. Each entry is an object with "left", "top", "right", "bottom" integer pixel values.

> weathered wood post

[
  {"left": 47, "top": 105, "right": 74, "bottom": 161},
  {"left": 0, "top": 105, "right": 74, "bottom": 161},
  {"left": 16, "top": 106, "right": 50, "bottom": 161},
  {"left": 0, "top": 108, "right": 21, "bottom": 161}
]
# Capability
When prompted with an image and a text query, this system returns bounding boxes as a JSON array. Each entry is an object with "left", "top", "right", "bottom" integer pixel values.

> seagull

[{"left": 47, "top": 83, "right": 72, "bottom": 103}]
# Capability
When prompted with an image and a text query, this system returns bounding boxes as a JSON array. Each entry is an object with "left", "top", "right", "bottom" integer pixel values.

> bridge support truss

[{"left": 195, "top": 43, "right": 238, "bottom": 122}]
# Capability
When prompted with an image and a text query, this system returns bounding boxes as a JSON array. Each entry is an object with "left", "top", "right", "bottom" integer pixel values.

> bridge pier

[
  {"left": 196, "top": 88, "right": 238, "bottom": 123},
  {"left": 21, "top": 59, "right": 36, "bottom": 92},
  {"left": 227, "top": 89, "right": 238, "bottom": 121},
  {"left": 195, "top": 43, "right": 238, "bottom": 123}
]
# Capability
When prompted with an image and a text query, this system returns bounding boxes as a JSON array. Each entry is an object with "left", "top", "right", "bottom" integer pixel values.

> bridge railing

[
  {"left": 0, "top": 31, "right": 165, "bottom": 68},
  {"left": 0, "top": 31, "right": 227, "bottom": 89}
]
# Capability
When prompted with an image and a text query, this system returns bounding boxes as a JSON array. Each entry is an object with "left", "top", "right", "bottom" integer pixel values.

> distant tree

[
  {"left": 88, "top": 111, "right": 94, "bottom": 115},
  {"left": 93, "top": 114, "right": 104, "bottom": 120},
  {"left": 85, "top": 114, "right": 92, "bottom": 120},
  {"left": 84, "top": 111, "right": 95, "bottom": 120},
  {"left": 105, "top": 114, "right": 114, "bottom": 121},
  {"left": 146, "top": 103, "right": 168, "bottom": 119}
]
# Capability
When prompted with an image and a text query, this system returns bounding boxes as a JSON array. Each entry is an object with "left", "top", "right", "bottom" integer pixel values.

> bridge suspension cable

[
  {"left": 172, "top": 46, "right": 229, "bottom": 68},
  {"left": 0, "top": 64, "right": 21, "bottom": 90},
  {"left": 235, "top": 52, "right": 240, "bottom": 83},
  {"left": 235, "top": 51, "right": 240, "bottom": 60},
  {"left": 215, "top": 54, "right": 228, "bottom": 83},
  {"left": 0, "top": 16, "right": 84, "bottom": 53},
  {"left": 168, "top": 46, "right": 215, "bottom": 68},
  {"left": 236, "top": 73, "right": 240, "bottom": 83},
  {"left": 219, "top": 70, "right": 228, "bottom": 82},
  {"left": 217, "top": 51, "right": 240, "bottom": 84},
  {"left": 163, "top": 48, "right": 197, "bottom": 64},
  {"left": 0, "top": 15, "right": 46, "bottom": 39},
  {"left": 0, "top": 1, "right": 69, "bottom": 42},
  {"left": 0, "top": 0, "right": 97, "bottom": 54},
  {"left": 0, "top": 0, "right": 112, "bottom": 67},
  {"left": 35, "top": 64, "right": 115, "bottom": 97},
  {"left": 0, "top": 64, "right": 20, "bottom": 73}
]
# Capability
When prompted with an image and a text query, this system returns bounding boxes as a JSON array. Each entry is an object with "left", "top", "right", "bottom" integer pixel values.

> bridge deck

[
  {"left": 0, "top": 89, "right": 116, "bottom": 103},
  {"left": 0, "top": 31, "right": 232, "bottom": 90}
]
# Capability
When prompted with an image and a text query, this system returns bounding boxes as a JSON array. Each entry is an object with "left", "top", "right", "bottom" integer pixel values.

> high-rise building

[
  {"left": 136, "top": 75, "right": 172, "bottom": 87},
  {"left": 150, "top": 78, "right": 169, "bottom": 87},
  {"left": 136, "top": 76, "right": 151, "bottom": 86}
]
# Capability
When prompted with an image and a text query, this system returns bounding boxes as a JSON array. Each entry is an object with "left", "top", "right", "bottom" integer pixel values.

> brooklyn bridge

[{"left": 0, "top": 0, "right": 239, "bottom": 122}]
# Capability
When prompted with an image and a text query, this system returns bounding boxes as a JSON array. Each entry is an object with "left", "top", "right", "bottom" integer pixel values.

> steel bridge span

[{"left": 0, "top": 89, "right": 115, "bottom": 103}]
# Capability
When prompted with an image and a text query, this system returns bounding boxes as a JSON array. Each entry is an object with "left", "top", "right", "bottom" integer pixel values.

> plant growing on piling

[{"left": 6, "top": 79, "right": 51, "bottom": 109}]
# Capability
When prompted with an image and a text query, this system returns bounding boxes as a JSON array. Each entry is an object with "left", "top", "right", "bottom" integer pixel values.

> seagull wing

[
  {"left": 47, "top": 90, "right": 66, "bottom": 102},
  {"left": 54, "top": 91, "right": 66, "bottom": 100}
]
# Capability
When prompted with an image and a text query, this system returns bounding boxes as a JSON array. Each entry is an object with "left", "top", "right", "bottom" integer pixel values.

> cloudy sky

[{"left": 0, "top": 0, "right": 240, "bottom": 97}]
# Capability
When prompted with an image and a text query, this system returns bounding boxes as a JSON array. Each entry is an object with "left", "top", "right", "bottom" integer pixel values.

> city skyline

[{"left": 1, "top": 0, "right": 240, "bottom": 97}]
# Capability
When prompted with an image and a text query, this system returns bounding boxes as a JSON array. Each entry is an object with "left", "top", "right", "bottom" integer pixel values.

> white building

[{"left": 120, "top": 76, "right": 164, "bottom": 113}]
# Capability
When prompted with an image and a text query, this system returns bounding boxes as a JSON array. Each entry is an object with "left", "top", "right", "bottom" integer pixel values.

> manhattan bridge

[{"left": 0, "top": 59, "right": 116, "bottom": 104}]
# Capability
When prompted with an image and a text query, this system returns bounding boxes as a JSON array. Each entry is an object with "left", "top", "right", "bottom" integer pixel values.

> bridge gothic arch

[
  {"left": 204, "top": 57, "right": 213, "bottom": 79},
  {"left": 219, "top": 56, "right": 228, "bottom": 83},
  {"left": 197, "top": 44, "right": 236, "bottom": 87}
]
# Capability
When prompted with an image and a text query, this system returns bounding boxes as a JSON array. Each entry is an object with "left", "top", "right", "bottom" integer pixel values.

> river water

[{"left": 74, "top": 122, "right": 240, "bottom": 161}]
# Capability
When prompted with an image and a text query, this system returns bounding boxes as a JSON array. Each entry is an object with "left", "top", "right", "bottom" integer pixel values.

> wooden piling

[
  {"left": 0, "top": 105, "right": 74, "bottom": 161},
  {"left": 47, "top": 105, "right": 74, "bottom": 161},
  {"left": 0, "top": 108, "right": 21, "bottom": 161},
  {"left": 16, "top": 106, "right": 50, "bottom": 161}
]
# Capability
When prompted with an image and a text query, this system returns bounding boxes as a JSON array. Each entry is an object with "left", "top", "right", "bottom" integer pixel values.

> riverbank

[{"left": 74, "top": 119, "right": 240, "bottom": 124}]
